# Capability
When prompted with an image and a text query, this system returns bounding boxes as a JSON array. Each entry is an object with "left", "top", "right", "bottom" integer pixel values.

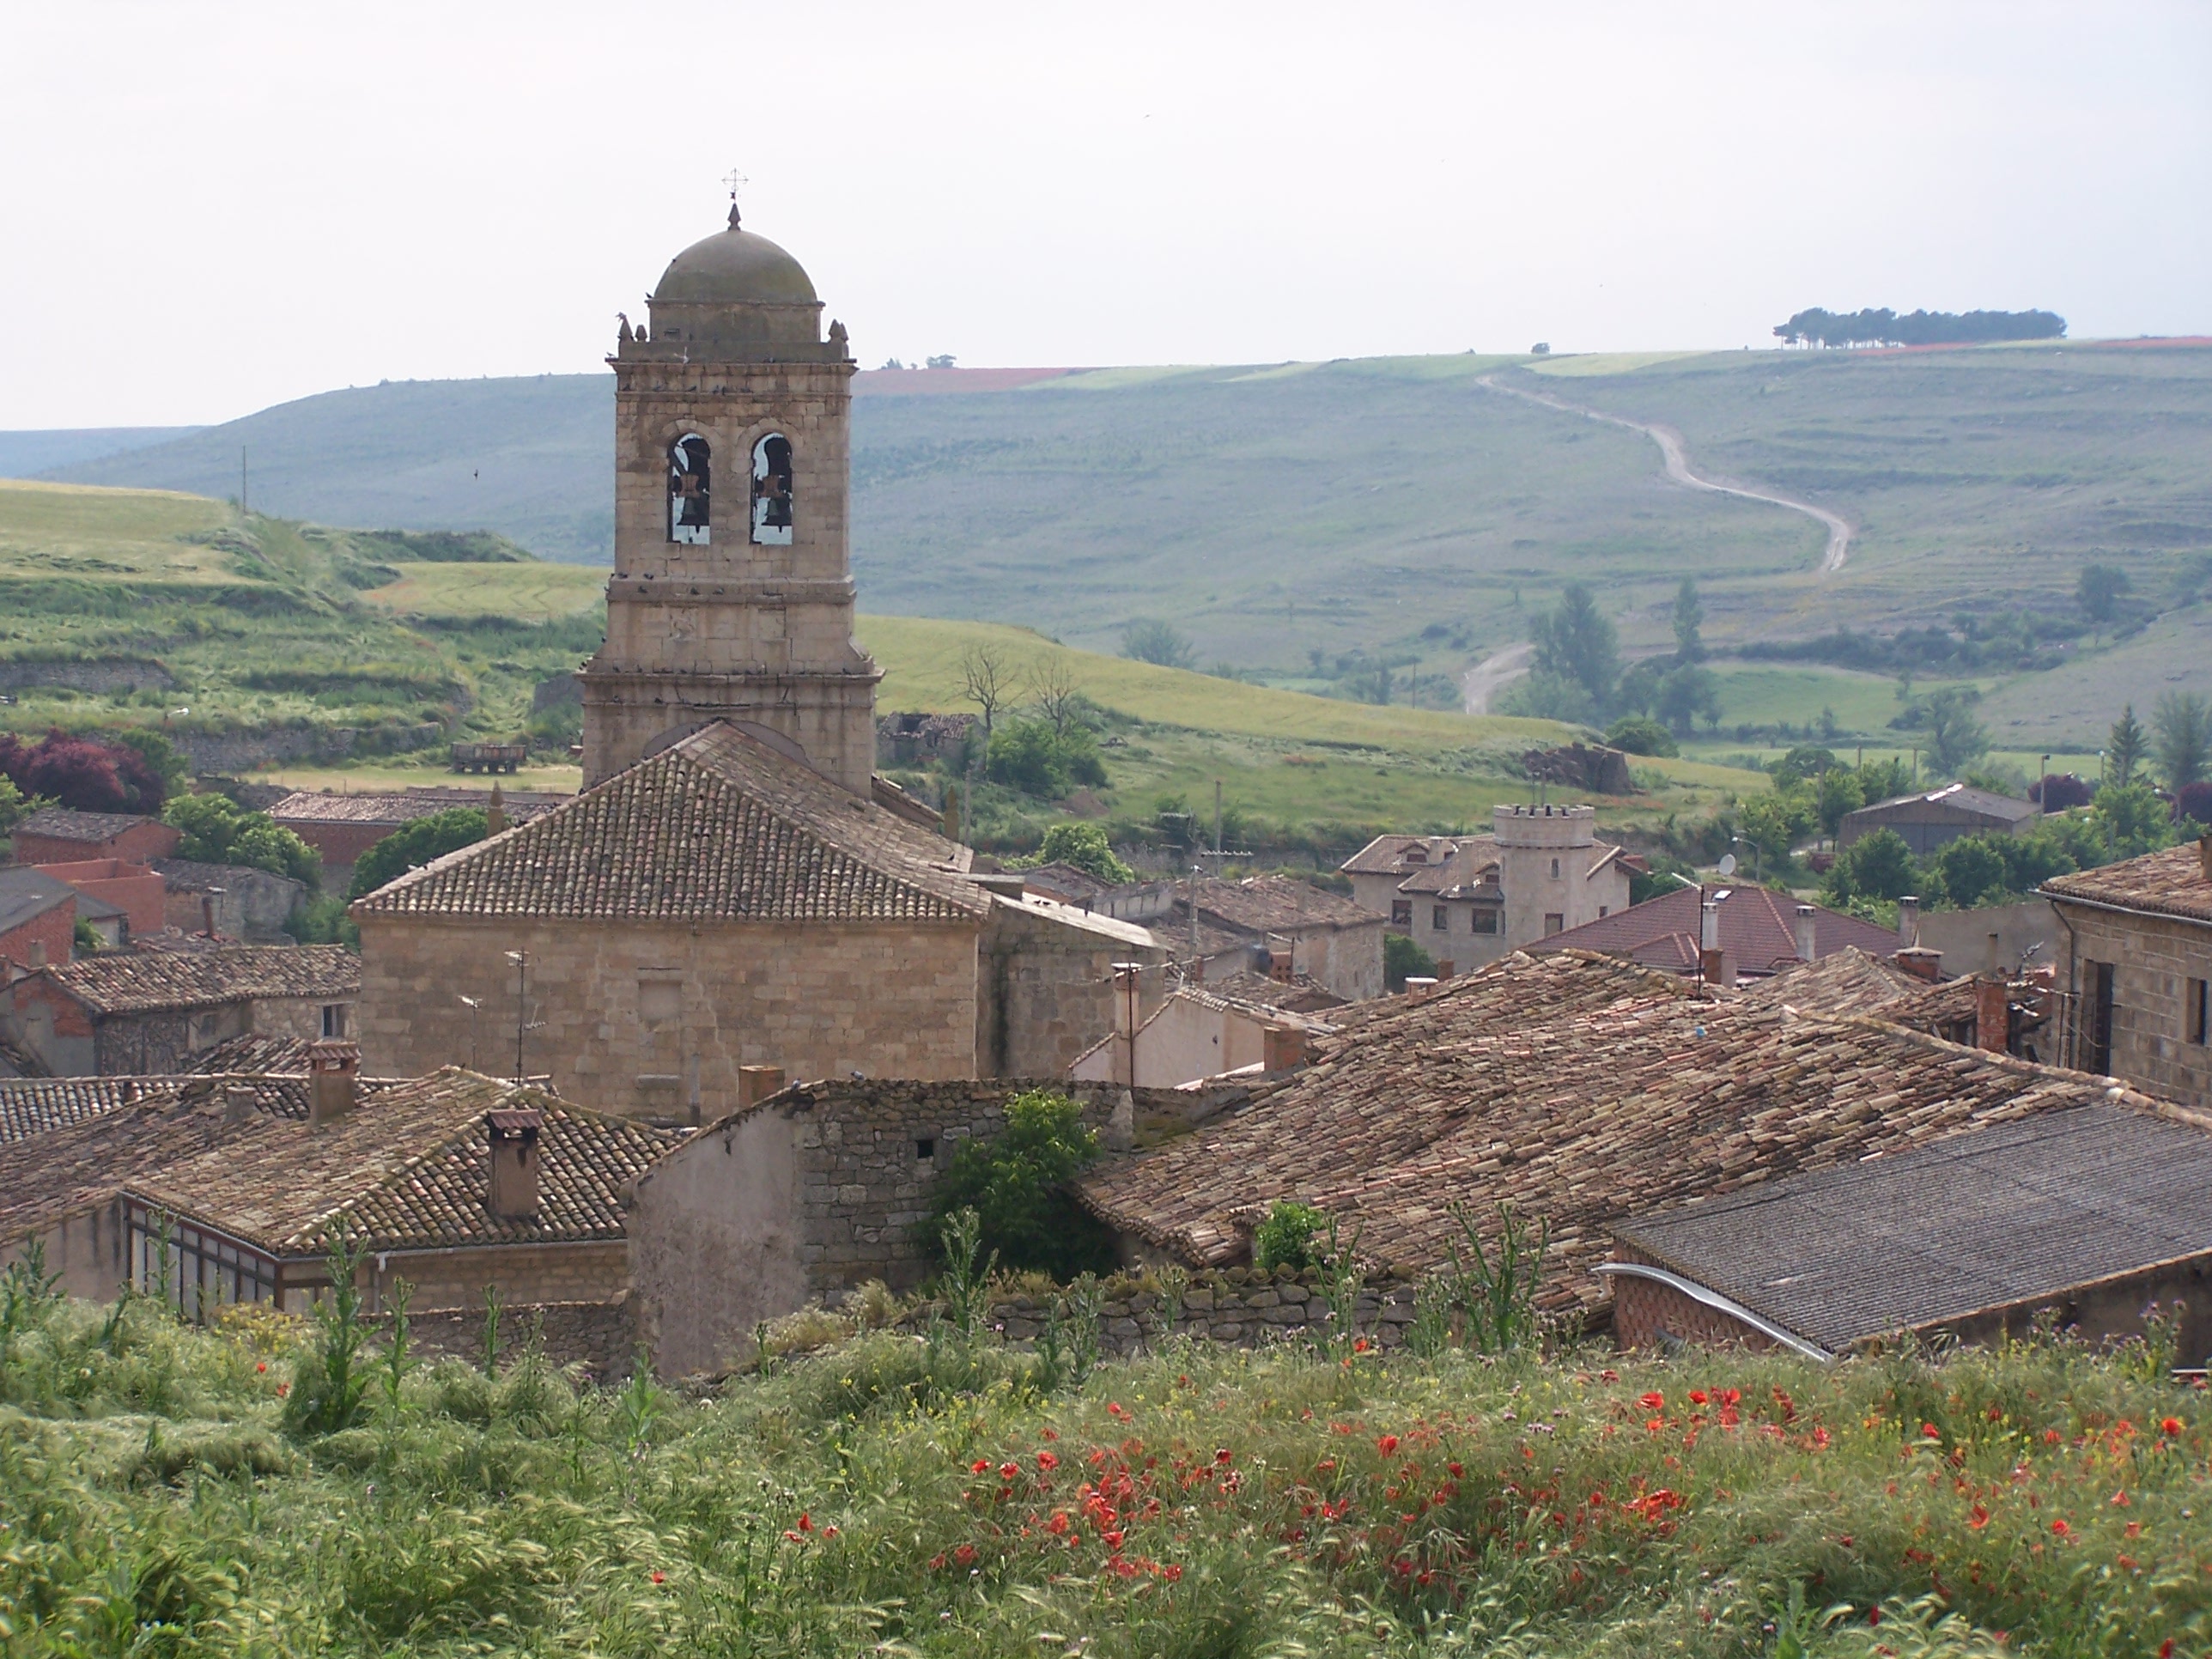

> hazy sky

[{"left": 5, "top": 1, "right": 2207, "bottom": 428}]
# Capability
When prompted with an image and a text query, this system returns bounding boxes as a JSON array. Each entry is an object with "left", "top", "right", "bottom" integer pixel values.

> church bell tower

[{"left": 578, "top": 202, "right": 880, "bottom": 793}]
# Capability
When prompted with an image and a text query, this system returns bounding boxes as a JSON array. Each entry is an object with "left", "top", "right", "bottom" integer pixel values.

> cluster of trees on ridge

[{"left": 1772, "top": 307, "right": 2066, "bottom": 347}]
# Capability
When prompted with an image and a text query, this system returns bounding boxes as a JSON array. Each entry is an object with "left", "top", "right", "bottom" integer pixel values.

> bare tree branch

[
  {"left": 1026, "top": 654, "right": 1081, "bottom": 736},
  {"left": 957, "top": 644, "right": 1012, "bottom": 736}
]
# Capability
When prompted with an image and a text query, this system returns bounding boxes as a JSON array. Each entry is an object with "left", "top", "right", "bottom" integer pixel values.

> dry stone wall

[{"left": 975, "top": 1266, "right": 1423, "bottom": 1358}]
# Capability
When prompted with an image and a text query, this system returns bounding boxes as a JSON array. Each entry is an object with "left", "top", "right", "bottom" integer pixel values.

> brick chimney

[
  {"left": 1897, "top": 896, "right": 1921, "bottom": 951},
  {"left": 738, "top": 1064, "right": 786, "bottom": 1109},
  {"left": 223, "top": 1083, "right": 255, "bottom": 1127},
  {"left": 26, "top": 938, "right": 45, "bottom": 970},
  {"left": 1896, "top": 945, "right": 1944, "bottom": 982},
  {"left": 1404, "top": 976, "right": 1437, "bottom": 1003},
  {"left": 486, "top": 1107, "right": 543, "bottom": 1218},
  {"left": 1973, "top": 977, "right": 2010, "bottom": 1053},
  {"left": 1262, "top": 1024, "right": 1307, "bottom": 1072},
  {"left": 307, "top": 1039, "right": 359, "bottom": 1127},
  {"left": 2200, "top": 832, "right": 2211, "bottom": 882},
  {"left": 1794, "top": 904, "right": 1818, "bottom": 964},
  {"left": 1267, "top": 949, "right": 1294, "bottom": 984}
]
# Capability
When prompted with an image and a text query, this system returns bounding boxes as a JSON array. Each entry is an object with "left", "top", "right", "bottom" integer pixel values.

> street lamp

[{"left": 2039, "top": 754, "right": 2051, "bottom": 814}]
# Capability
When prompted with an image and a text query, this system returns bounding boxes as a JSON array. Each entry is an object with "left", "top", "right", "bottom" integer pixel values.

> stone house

[
  {"left": 153, "top": 859, "right": 308, "bottom": 941},
  {"left": 9, "top": 808, "right": 180, "bottom": 866},
  {"left": 1069, "top": 980, "right": 1336, "bottom": 1089},
  {"left": 1607, "top": 1099, "right": 2212, "bottom": 1359},
  {"left": 32, "top": 858, "right": 167, "bottom": 937},
  {"left": 1079, "top": 874, "right": 1383, "bottom": 1001},
  {"left": 0, "top": 869, "right": 81, "bottom": 974},
  {"left": 354, "top": 724, "right": 1165, "bottom": 1120},
  {"left": 1079, "top": 947, "right": 2164, "bottom": 1330},
  {"left": 2043, "top": 837, "right": 2212, "bottom": 1109},
  {"left": 627, "top": 1075, "right": 1243, "bottom": 1376},
  {"left": 268, "top": 787, "right": 565, "bottom": 891},
  {"left": 1341, "top": 805, "right": 1637, "bottom": 972},
  {"left": 1543, "top": 882, "right": 1899, "bottom": 983},
  {"left": 1840, "top": 782, "right": 2039, "bottom": 854},
  {"left": 0, "top": 945, "right": 360, "bottom": 1076}
]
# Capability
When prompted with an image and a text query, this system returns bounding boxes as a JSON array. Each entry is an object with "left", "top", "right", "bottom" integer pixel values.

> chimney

[
  {"left": 1268, "top": 949, "right": 1294, "bottom": 984},
  {"left": 223, "top": 1083, "right": 255, "bottom": 1127},
  {"left": 1700, "top": 899, "right": 1721, "bottom": 953},
  {"left": 486, "top": 782, "right": 507, "bottom": 837},
  {"left": 1897, "top": 896, "right": 1921, "bottom": 951},
  {"left": 1984, "top": 931, "right": 2002, "bottom": 976},
  {"left": 2200, "top": 833, "right": 2211, "bottom": 882},
  {"left": 738, "top": 1064, "right": 786, "bottom": 1109},
  {"left": 1973, "top": 977, "right": 2010, "bottom": 1053},
  {"left": 27, "top": 938, "right": 46, "bottom": 970},
  {"left": 307, "top": 1039, "right": 360, "bottom": 1127},
  {"left": 1404, "top": 976, "right": 1437, "bottom": 1003},
  {"left": 201, "top": 894, "right": 217, "bottom": 937},
  {"left": 1699, "top": 945, "right": 1726, "bottom": 986},
  {"left": 1793, "top": 904, "right": 1817, "bottom": 964},
  {"left": 486, "top": 1108, "right": 543, "bottom": 1218},
  {"left": 1896, "top": 945, "right": 1943, "bottom": 982},
  {"left": 1262, "top": 1024, "right": 1307, "bottom": 1072}
]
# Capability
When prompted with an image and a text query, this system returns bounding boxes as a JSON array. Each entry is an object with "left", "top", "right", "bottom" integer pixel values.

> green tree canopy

[
  {"left": 985, "top": 720, "right": 1108, "bottom": 799},
  {"left": 1530, "top": 583, "right": 1619, "bottom": 716},
  {"left": 1031, "top": 821, "right": 1133, "bottom": 883},
  {"left": 162, "top": 793, "right": 320, "bottom": 887},
  {"left": 1933, "top": 835, "right": 2009, "bottom": 908},
  {"left": 2076, "top": 563, "right": 2130, "bottom": 624},
  {"left": 347, "top": 808, "right": 489, "bottom": 900},
  {"left": 925, "top": 1088, "right": 1116, "bottom": 1281},
  {"left": 1603, "top": 715, "right": 1677, "bottom": 757},
  {"left": 2108, "top": 703, "right": 2147, "bottom": 787},
  {"left": 2153, "top": 691, "right": 2209, "bottom": 788},
  {"left": 1384, "top": 932, "right": 1437, "bottom": 992},
  {"left": 1671, "top": 578, "right": 1705, "bottom": 664},
  {"left": 1922, "top": 688, "right": 1990, "bottom": 778},
  {"left": 1824, "top": 827, "right": 1917, "bottom": 903},
  {"left": 1121, "top": 618, "right": 1195, "bottom": 671},
  {"left": 1815, "top": 767, "right": 1864, "bottom": 840}
]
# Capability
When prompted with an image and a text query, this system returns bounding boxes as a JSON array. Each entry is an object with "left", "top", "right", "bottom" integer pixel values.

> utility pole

[{"left": 1213, "top": 780, "right": 1223, "bottom": 864}]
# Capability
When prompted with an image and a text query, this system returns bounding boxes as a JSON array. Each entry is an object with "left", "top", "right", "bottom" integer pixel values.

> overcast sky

[{"left": 5, "top": 1, "right": 2207, "bottom": 428}]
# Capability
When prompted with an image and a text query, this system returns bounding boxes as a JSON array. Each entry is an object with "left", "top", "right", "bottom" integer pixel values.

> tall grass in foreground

[{"left": 1, "top": 1280, "right": 2209, "bottom": 1656}]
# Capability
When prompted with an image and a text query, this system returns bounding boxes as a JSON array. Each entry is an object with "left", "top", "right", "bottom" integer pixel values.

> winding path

[
  {"left": 1460, "top": 641, "right": 1534, "bottom": 714},
  {"left": 1475, "top": 373, "right": 1854, "bottom": 574}
]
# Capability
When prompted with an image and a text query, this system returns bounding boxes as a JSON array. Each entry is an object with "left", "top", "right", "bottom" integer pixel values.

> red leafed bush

[
  {"left": 2176, "top": 781, "right": 2212, "bottom": 827},
  {"left": 0, "top": 728, "right": 168, "bottom": 813},
  {"left": 2031, "top": 773, "right": 2094, "bottom": 811}
]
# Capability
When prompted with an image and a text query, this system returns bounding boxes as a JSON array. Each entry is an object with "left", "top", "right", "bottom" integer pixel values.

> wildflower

[
  {"left": 1108, "top": 1401, "right": 1128, "bottom": 1419},
  {"left": 999, "top": 1462, "right": 1019, "bottom": 1481},
  {"left": 971, "top": 1459, "right": 990, "bottom": 1474},
  {"left": 1214, "top": 1448, "right": 1233, "bottom": 1464},
  {"left": 1376, "top": 1435, "right": 1400, "bottom": 1456},
  {"left": 2045, "top": 1429, "right": 2061, "bottom": 1444},
  {"left": 1038, "top": 1450, "right": 1059, "bottom": 1472},
  {"left": 2111, "top": 1490, "right": 2130, "bottom": 1507},
  {"left": 650, "top": 1569, "right": 665, "bottom": 1584},
  {"left": 1638, "top": 1391, "right": 1666, "bottom": 1411},
  {"left": 798, "top": 1513, "right": 813, "bottom": 1532},
  {"left": 1811, "top": 1426, "right": 1831, "bottom": 1449},
  {"left": 823, "top": 1526, "right": 839, "bottom": 1538},
  {"left": 2127, "top": 1521, "right": 2143, "bottom": 1537},
  {"left": 2051, "top": 1519, "right": 2071, "bottom": 1538},
  {"left": 1869, "top": 1607, "right": 1881, "bottom": 1626},
  {"left": 1969, "top": 1504, "right": 1990, "bottom": 1529},
  {"left": 1163, "top": 1563, "right": 1183, "bottom": 1581},
  {"left": 1449, "top": 1462, "right": 1464, "bottom": 1478},
  {"left": 1720, "top": 1388, "right": 1741, "bottom": 1407},
  {"left": 276, "top": 1382, "right": 289, "bottom": 1397},
  {"left": 2160, "top": 1642, "right": 2174, "bottom": 1658},
  {"left": 256, "top": 1361, "right": 268, "bottom": 1374},
  {"left": 2163, "top": 1417, "right": 2184, "bottom": 1437},
  {"left": 1103, "top": 1528, "right": 1124, "bottom": 1550},
  {"left": 953, "top": 1544, "right": 976, "bottom": 1565},
  {"left": 1352, "top": 1336, "right": 1370, "bottom": 1353},
  {"left": 1922, "top": 1423, "right": 1942, "bottom": 1440}
]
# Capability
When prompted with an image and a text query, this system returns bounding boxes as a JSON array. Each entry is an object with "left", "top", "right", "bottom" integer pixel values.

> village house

[
  {"left": 1606, "top": 1098, "right": 2212, "bottom": 1360},
  {"left": 1, "top": 869, "right": 85, "bottom": 973},
  {"left": 0, "top": 945, "right": 360, "bottom": 1075},
  {"left": 1069, "top": 976, "right": 1339, "bottom": 1090},
  {"left": 151, "top": 858, "right": 307, "bottom": 941},
  {"left": 1075, "top": 948, "right": 2157, "bottom": 1334},
  {"left": 8, "top": 807, "right": 180, "bottom": 866},
  {"left": 269, "top": 786, "right": 565, "bottom": 890},
  {"left": 2042, "top": 836, "right": 2212, "bottom": 1110},
  {"left": 1840, "top": 781, "right": 2039, "bottom": 854},
  {"left": 351, "top": 210, "right": 1165, "bottom": 1114},
  {"left": 1341, "top": 805, "right": 1638, "bottom": 973},
  {"left": 1541, "top": 882, "right": 1900, "bottom": 983},
  {"left": 27, "top": 857, "right": 167, "bottom": 937},
  {"left": 628, "top": 1075, "right": 1247, "bottom": 1375}
]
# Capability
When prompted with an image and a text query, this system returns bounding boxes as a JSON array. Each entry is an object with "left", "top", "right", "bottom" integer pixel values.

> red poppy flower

[
  {"left": 2162, "top": 1417, "right": 2184, "bottom": 1437},
  {"left": 1969, "top": 1504, "right": 1990, "bottom": 1529},
  {"left": 650, "top": 1570, "right": 665, "bottom": 1584},
  {"left": 1103, "top": 1528, "right": 1124, "bottom": 1550},
  {"left": 1923, "top": 1423, "right": 1942, "bottom": 1439},
  {"left": 953, "top": 1544, "right": 976, "bottom": 1566},
  {"left": 1638, "top": 1392, "right": 1665, "bottom": 1411},
  {"left": 1047, "top": 1512, "right": 1070, "bottom": 1535},
  {"left": 1037, "top": 1450, "right": 1059, "bottom": 1471},
  {"left": 1376, "top": 1435, "right": 1400, "bottom": 1455},
  {"left": 999, "top": 1462, "right": 1019, "bottom": 1481},
  {"left": 798, "top": 1513, "right": 812, "bottom": 1532},
  {"left": 1163, "top": 1563, "right": 1183, "bottom": 1582},
  {"left": 256, "top": 1361, "right": 268, "bottom": 1374},
  {"left": 1215, "top": 1448, "right": 1233, "bottom": 1464},
  {"left": 2051, "top": 1519, "right": 2071, "bottom": 1537},
  {"left": 1449, "top": 1462, "right": 1464, "bottom": 1478},
  {"left": 1687, "top": 1390, "right": 1708, "bottom": 1405},
  {"left": 971, "top": 1459, "right": 990, "bottom": 1474}
]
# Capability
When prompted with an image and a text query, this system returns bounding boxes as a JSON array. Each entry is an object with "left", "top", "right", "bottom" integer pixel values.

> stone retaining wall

[
  {"left": 976, "top": 1267, "right": 1423, "bottom": 1358},
  {"left": 392, "top": 1298, "right": 636, "bottom": 1383}
]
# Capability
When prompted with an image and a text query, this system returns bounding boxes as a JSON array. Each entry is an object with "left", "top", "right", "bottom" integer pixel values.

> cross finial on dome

[{"left": 722, "top": 168, "right": 748, "bottom": 229}]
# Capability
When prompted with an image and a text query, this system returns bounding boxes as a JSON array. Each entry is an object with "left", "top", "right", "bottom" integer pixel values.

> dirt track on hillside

[
  {"left": 1460, "top": 641, "right": 1534, "bottom": 715},
  {"left": 1476, "top": 374, "right": 1853, "bottom": 573}
]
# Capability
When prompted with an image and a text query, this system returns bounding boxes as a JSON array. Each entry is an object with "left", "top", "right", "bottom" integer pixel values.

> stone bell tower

[{"left": 578, "top": 204, "right": 880, "bottom": 793}]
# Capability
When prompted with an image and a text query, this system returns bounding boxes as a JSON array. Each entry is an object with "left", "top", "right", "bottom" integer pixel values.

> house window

[
  {"left": 2084, "top": 959, "right": 2116, "bottom": 1074},
  {"left": 2189, "top": 977, "right": 2209, "bottom": 1046},
  {"left": 916, "top": 1138, "right": 936, "bottom": 1162},
  {"left": 1432, "top": 905, "right": 1449, "bottom": 931},
  {"left": 1390, "top": 899, "right": 1413, "bottom": 928},
  {"left": 751, "top": 434, "right": 794, "bottom": 544},
  {"left": 1599, "top": 905, "right": 1609, "bottom": 918},
  {"left": 319, "top": 1004, "right": 348, "bottom": 1039},
  {"left": 1543, "top": 913, "right": 1565, "bottom": 937},
  {"left": 1470, "top": 908, "right": 1500, "bottom": 935},
  {"left": 668, "top": 434, "right": 711, "bottom": 543}
]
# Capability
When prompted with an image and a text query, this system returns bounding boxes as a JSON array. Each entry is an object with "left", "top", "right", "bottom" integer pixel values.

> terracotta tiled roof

[
  {"left": 2044, "top": 842, "right": 2212, "bottom": 927},
  {"left": 14, "top": 808, "right": 160, "bottom": 842},
  {"left": 1340, "top": 834, "right": 1476, "bottom": 878},
  {"left": 268, "top": 788, "right": 568, "bottom": 828},
  {"left": 352, "top": 724, "right": 988, "bottom": 924},
  {"left": 1079, "top": 949, "right": 2134, "bottom": 1315},
  {"left": 1735, "top": 947, "right": 1926, "bottom": 1018},
  {"left": 152, "top": 858, "right": 304, "bottom": 893},
  {"left": 1613, "top": 1101, "right": 2212, "bottom": 1353},
  {"left": 0, "top": 1071, "right": 385, "bottom": 1147},
  {"left": 36, "top": 945, "right": 360, "bottom": 1015},
  {"left": 1396, "top": 840, "right": 1502, "bottom": 897},
  {"left": 128, "top": 1068, "right": 681, "bottom": 1255},
  {"left": 1543, "top": 884, "right": 1896, "bottom": 977},
  {"left": 1205, "top": 970, "right": 1349, "bottom": 1013},
  {"left": 1192, "top": 875, "right": 1376, "bottom": 934},
  {"left": 187, "top": 1033, "right": 319, "bottom": 1074}
]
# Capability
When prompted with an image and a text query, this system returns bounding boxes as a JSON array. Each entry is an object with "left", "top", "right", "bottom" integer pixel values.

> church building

[{"left": 353, "top": 206, "right": 1164, "bottom": 1118}]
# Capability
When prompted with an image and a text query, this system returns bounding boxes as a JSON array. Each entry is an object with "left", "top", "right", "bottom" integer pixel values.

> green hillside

[
  {"left": 43, "top": 345, "right": 2212, "bottom": 746},
  {"left": 0, "top": 481, "right": 1760, "bottom": 841}
]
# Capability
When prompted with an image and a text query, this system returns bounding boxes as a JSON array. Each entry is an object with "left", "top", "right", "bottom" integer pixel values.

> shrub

[
  {"left": 1384, "top": 931, "right": 1436, "bottom": 992},
  {"left": 2033, "top": 772, "right": 2094, "bottom": 811},
  {"left": 1604, "top": 715, "right": 1676, "bottom": 757},
  {"left": 1121, "top": 618, "right": 1195, "bottom": 670},
  {"left": 348, "top": 808, "right": 489, "bottom": 899},
  {"left": 1824, "top": 826, "right": 1917, "bottom": 903},
  {"left": 1933, "top": 834, "right": 2009, "bottom": 908},
  {"left": 985, "top": 719, "right": 1107, "bottom": 799},
  {"left": 924, "top": 1089, "right": 1117, "bottom": 1282},
  {"left": 0, "top": 726, "right": 169, "bottom": 812},
  {"left": 1030, "top": 820, "right": 1133, "bottom": 883},
  {"left": 1252, "top": 1200, "right": 1327, "bottom": 1273},
  {"left": 163, "top": 793, "right": 320, "bottom": 886}
]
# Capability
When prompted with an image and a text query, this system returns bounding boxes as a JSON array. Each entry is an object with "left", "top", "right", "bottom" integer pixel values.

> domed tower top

[{"left": 619, "top": 204, "right": 850, "bottom": 364}]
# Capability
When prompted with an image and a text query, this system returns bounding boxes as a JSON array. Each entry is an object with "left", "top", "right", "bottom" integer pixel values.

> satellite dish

[{"left": 1717, "top": 854, "right": 1738, "bottom": 877}]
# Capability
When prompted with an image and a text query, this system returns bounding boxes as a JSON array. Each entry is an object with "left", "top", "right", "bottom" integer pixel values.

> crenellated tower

[{"left": 578, "top": 204, "right": 879, "bottom": 793}]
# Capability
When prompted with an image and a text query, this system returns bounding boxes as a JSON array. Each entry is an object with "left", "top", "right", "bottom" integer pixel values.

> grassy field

[
  {"left": 2, "top": 1284, "right": 2205, "bottom": 1656},
  {"left": 2, "top": 482, "right": 1768, "bottom": 841}
]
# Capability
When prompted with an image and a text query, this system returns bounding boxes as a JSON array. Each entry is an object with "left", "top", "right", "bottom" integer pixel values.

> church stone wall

[
  {"left": 976, "top": 901, "right": 1171, "bottom": 1079},
  {"left": 356, "top": 915, "right": 981, "bottom": 1121}
]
